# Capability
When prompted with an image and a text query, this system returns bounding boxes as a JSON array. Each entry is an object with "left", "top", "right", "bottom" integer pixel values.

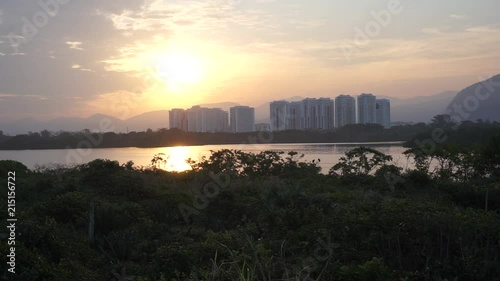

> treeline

[
  {"left": 405, "top": 115, "right": 500, "bottom": 147},
  {"left": 0, "top": 123, "right": 426, "bottom": 150},
  {"left": 2, "top": 116, "right": 499, "bottom": 150},
  {"left": 1, "top": 138, "right": 500, "bottom": 280}
]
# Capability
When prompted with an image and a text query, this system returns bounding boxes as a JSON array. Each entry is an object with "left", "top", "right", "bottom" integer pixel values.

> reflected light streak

[{"left": 164, "top": 146, "right": 193, "bottom": 172}]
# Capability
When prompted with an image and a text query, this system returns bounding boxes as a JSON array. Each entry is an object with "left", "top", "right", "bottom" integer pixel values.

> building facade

[
  {"left": 169, "top": 108, "right": 188, "bottom": 131},
  {"left": 357, "top": 93, "right": 377, "bottom": 124},
  {"left": 270, "top": 101, "right": 289, "bottom": 131},
  {"left": 376, "top": 99, "right": 391, "bottom": 128},
  {"left": 335, "top": 95, "right": 356, "bottom": 128},
  {"left": 287, "top": 101, "right": 304, "bottom": 130},
  {"left": 180, "top": 106, "right": 229, "bottom": 133},
  {"left": 317, "top": 98, "right": 335, "bottom": 130},
  {"left": 270, "top": 98, "right": 335, "bottom": 131},
  {"left": 230, "top": 106, "right": 255, "bottom": 133}
]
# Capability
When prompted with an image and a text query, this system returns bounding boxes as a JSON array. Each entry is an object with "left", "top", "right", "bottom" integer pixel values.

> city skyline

[
  {"left": 0, "top": 1, "right": 499, "bottom": 122},
  {"left": 170, "top": 106, "right": 229, "bottom": 133},
  {"left": 270, "top": 93, "right": 390, "bottom": 131}
]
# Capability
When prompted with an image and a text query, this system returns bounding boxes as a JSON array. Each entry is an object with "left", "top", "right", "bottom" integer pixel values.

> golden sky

[{"left": 0, "top": 0, "right": 499, "bottom": 120}]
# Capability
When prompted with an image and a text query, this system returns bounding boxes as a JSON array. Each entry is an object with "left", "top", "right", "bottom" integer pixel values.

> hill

[{"left": 446, "top": 74, "right": 500, "bottom": 122}]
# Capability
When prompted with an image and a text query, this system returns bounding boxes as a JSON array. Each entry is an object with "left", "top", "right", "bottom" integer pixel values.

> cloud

[
  {"left": 421, "top": 28, "right": 442, "bottom": 35},
  {"left": 66, "top": 41, "right": 83, "bottom": 50},
  {"left": 104, "top": 0, "right": 277, "bottom": 34},
  {"left": 450, "top": 14, "right": 468, "bottom": 20},
  {"left": 0, "top": 1, "right": 499, "bottom": 120}
]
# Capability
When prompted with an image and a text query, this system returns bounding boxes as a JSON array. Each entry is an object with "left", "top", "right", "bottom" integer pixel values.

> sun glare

[
  {"left": 164, "top": 146, "right": 192, "bottom": 172},
  {"left": 154, "top": 53, "right": 203, "bottom": 91}
]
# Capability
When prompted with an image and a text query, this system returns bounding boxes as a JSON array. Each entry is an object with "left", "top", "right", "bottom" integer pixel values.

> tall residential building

[
  {"left": 169, "top": 108, "right": 188, "bottom": 131},
  {"left": 302, "top": 98, "right": 318, "bottom": 130},
  {"left": 357, "top": 93, "right": 377, "bottom": 124},
  {"left": 376, "top": 99, "right": 391, "bottom": 128},
  {"left": 335, "top": 95, "right": 356, "bottom": 128},
  {"left": 270, "top": 98, "right": 335, "bottom": 131},
  {"left": 187, "top": 106, "right": 203, "bottom": 132},
  {"left": 317, "top": 98, "right": 335, "bottom": 130},
  {"left": 186, "top": 106, "right": 229, "bottom": 133},
  {"left": 230, "top": 106, "right": 255, "bottom": 133},
  {"left": 287, "top": 101, "right": 304, "bottom": 130},
  {"left": 301, "top": 98, "right": 335, "bottom": 130},
  {"left": 270, "top": 101, "right": 289, "bottom": 131}
]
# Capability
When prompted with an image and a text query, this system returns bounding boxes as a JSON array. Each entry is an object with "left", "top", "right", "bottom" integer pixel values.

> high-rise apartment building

[
  {"left": 357, "top": 93, "right": 377, "bottom": 124},
  {"left": 270, "top": 98, "right": 334, "bottom": 131},
  {"left": 270, "top": 101, "right": 289, "bottom": 131},
  {"left": 376, "top": 99, "right": 391, "bottom": 128},
  {"left": 335, "top": 95, "right": 356, "bottom": 128},
  {"left": 230, "top": 106, "right": 255, "bottom": 133},
  {"left": 317, "top": 98, "right": 335, "bottom": 130},
  {"left": 287, "top": 101, "right": 304, "bottom": 130},
  {"left": 169, "top": 108, "right": 188, "bottom": 131},
  {"left": 184, "top": 106, "right": 229, "bottom": 133}
]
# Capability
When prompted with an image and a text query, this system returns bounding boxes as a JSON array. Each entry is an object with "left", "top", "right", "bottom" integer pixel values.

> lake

[{"left": 0, "top": 142, "right": 410, "bottom": 173}]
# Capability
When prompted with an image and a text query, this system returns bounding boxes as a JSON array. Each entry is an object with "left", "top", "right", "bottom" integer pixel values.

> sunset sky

[{"left": 0, "top": 0, "right": 499, "bottom": 121}]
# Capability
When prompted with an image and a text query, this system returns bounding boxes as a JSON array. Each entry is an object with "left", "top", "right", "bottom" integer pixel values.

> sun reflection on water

[{"left": 162, "top": 146, "right": 193, "bottom": 172}]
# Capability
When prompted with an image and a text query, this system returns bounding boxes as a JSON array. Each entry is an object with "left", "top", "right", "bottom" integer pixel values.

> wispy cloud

[
  {"left": 66, "top": 41, "right": 84, "bottom": 51},
  {"left": 450, "top": 14, "right": 468, "bottom": 20},
  {"left": 1, "top": 0, "right": 500, "bottom": 120},
  {"left": 104, "top": 0, "right": 277, "bottom": 34}
]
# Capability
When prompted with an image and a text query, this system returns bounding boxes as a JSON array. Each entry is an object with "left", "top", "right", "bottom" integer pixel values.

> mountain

[
  {"left": 199, "top": 102, "right": 240, "bottom": 111},
  {"left": 0, "top": 103, "right": 241, "bottom": 135},
  {"left": 124, "top": 110, "right": 169, "bottom": 132},
  {"left": 446, "top": 74, "right": 500, "bottom": 122},
  {"left": 386, "top": 91, "right": 458, "bottom": 123},
  {"left": 0, "top": 114, "right": 127, "bottom": 135},
  {"left": 0, "top": 89, "right": 469, "bottom": 135},
  {"left": 0, "top": 118, "right": 43, "bottom": 135}
]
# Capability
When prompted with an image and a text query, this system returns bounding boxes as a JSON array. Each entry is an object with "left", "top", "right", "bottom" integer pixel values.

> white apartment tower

[
  {"left": 186, "top": 106, "right": 229, "bottom": 133},
  {"left": 270, "top": 101, "right": 289, "bottom": 131},
  {"left": 357, "top": 93, "right": 377, "bottom": 124},
  {"left": 376, "top": 99, "right": 391, "bottom": 128},
  {"left": 317, "top": 98, "right": 335, "bottom": 130},
  {"left": 169, "top": 108, "right": 188, "bottom": 131},
  {"left": 335, "top": 95, "right": 356, "bottom": 128},
  {"left": 302, "top": 98, "right": 318, "bottom": 130},
  {"left": 287, "top": 101, "right": 304, "bottom": 130},
  {"left": 230, "top": 106, "right": 255, "bottom": 133}
]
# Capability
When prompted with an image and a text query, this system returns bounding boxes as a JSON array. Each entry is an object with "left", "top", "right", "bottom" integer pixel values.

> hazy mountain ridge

[
  {"left": 0, "top": 89, "right": 477, "bottom": 135},
  {"left": 387, "top": 91, "right": 459, "bottom": 123},
  {"left": 446, "top": 74, "right": 500, "bottom": 122}
]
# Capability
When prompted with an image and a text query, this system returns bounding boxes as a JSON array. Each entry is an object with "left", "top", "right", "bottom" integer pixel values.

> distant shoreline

[
  {"left": 0, "top": 140, "right": 408, "bottom": 151},
  {"left": 0, "top": 125, "right": 419, "bottom": 151},
  {"left": 3, "top": 120, "right": 497, "bottom": 151}
]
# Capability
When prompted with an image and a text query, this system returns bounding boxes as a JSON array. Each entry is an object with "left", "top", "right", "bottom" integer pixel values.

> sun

[{"left": 154, "top": 53, "right": 203, "bottom": 91}]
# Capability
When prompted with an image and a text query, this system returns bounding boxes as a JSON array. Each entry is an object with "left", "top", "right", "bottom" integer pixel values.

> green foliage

[
  {"left": 330, "top": 146, "right": 392, "bottom": 177},
  {"left": 0, "top": 160, "right": 28, "bottom": 178},
  {"left": 338, "top": 258, "right": 392, "bottom": 281},
  {"left": 3, "top": 145, "right": 500, "bottom": 280},
  {"left": 191, "top": 149, "right": 321, "bottom": 178}
]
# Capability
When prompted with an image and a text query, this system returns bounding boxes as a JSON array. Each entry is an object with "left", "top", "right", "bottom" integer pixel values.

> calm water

[{"left": 0, "top": 142, "right": 410, "bottom": 173}]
